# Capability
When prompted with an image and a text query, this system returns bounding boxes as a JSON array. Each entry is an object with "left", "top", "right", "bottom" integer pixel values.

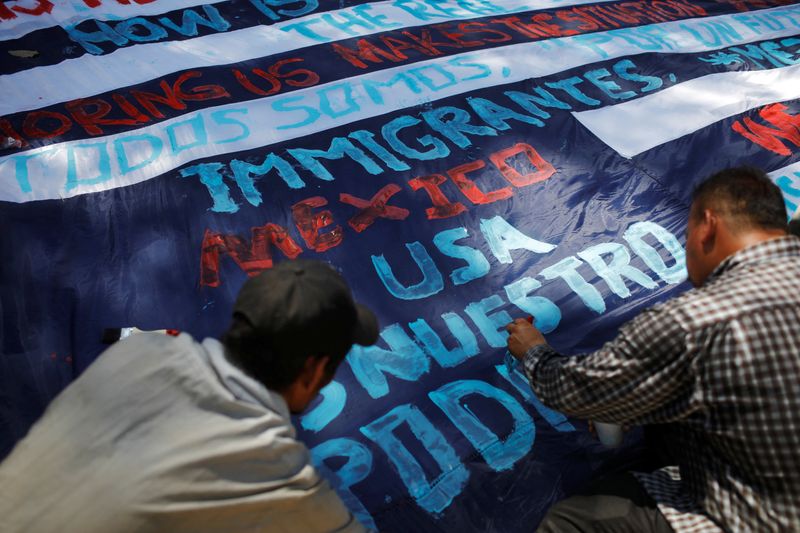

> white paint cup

[{"left": 594, "top": 422, "right": 624, "bottom": 448}]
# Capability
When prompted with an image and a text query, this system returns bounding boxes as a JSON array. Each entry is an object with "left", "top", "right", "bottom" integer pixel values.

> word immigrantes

[{"left": 182, "top": 60, "right": 662, "bottom": 212}]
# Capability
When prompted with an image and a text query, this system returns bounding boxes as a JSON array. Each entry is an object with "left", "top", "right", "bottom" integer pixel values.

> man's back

[
  {"left": 0, "top": 333, "right": 362, "bottom": 533},
  {"left": 656, "top": 236, "right": 800, "bottom": 530}
]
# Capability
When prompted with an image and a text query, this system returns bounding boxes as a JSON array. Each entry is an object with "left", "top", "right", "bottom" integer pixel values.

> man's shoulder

[
  {"left": 89, "top": 332, "right": 208, "bottom": 376},
  {"left": 109, "top": 330, "right": 202, "bottom": 356},
  {"left": 656, "top": 259, "right": 800, "bottom": 331}
]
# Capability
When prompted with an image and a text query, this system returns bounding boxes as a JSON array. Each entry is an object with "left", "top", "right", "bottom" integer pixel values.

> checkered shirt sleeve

[{"left": 522, "top": 303, "right": 695, "bottom": 425}]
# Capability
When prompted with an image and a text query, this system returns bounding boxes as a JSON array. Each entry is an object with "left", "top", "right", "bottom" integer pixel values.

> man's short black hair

[
  {"left": 222, "top": 314, "right": 352, "bottom": 392},
  {"left": 691, "top": 166, "right": 788, "bottom": 233},
  {"left": 789, "top": 218, "right": 800, "bottom": 238}
]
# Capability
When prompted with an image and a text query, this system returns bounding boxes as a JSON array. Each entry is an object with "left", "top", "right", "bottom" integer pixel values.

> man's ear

[
  {"left": 283, "top": 356, "right": 333, "bottom": 414},
  {"left": 301, "top": 355, "right": 331, "bottom": 393},
  {"left": 700, "top": 208, "right": 718, "bottom": 250}
]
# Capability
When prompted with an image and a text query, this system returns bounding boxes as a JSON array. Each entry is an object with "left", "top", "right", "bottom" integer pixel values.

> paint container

[
  {"left": 594, "top": 422, "right": 624, "bottom": 448},
  {"left": 101, "top": 327, "right": 180, "bottom": 343}
]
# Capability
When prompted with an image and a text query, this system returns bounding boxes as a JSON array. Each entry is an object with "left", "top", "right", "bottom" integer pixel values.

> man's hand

[{"left": 506, "top": 318, "right": 547, "bottom": 360}]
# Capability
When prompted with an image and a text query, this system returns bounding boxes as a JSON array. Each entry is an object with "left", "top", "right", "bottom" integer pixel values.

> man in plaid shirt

[{"left": 507, "top": 167, "right": 800, "bottom": 532}]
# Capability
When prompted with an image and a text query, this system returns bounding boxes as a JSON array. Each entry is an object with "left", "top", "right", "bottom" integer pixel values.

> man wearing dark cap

[{"left": 0, "top": 259, "right": 378, "bottom": 533}]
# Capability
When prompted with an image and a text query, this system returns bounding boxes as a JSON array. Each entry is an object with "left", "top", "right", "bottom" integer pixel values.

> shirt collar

[
  {"left": 200, "top": 337, "right": 291, "bottom": 421},
  {"left": 706, "top": 235, "right": 800, "bottom": 283}
]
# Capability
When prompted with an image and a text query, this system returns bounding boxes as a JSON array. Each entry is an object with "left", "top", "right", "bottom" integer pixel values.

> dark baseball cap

[{"left": 232, "top": 259, "right": 379, "bottom": 357}]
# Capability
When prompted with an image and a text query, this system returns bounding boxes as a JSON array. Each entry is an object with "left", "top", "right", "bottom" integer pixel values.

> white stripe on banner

[
  {"left": 1, "top": 0, "right": 625, "bottom": 114},
  {"left": 3, "top": 5, "right": 800, "bottom": 203},
  {"left": 768, "top": 160, "right": 800, "bottom": 219},
  {"left": 573, "top": 63, "right": 800, "bottom": 158},
  {"left": 0, "top": 0, "right": 227, "bottom": 42}
]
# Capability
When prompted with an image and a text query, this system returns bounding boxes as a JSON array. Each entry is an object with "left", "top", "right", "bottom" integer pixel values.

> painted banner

[{"left": 2, "top": 0, "right": 800, "bottom": 529}]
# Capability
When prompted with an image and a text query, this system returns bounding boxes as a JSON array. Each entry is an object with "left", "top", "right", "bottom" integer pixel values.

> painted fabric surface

[{"left": 2, "top": 0, "right": 800, "bottom": 530}]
